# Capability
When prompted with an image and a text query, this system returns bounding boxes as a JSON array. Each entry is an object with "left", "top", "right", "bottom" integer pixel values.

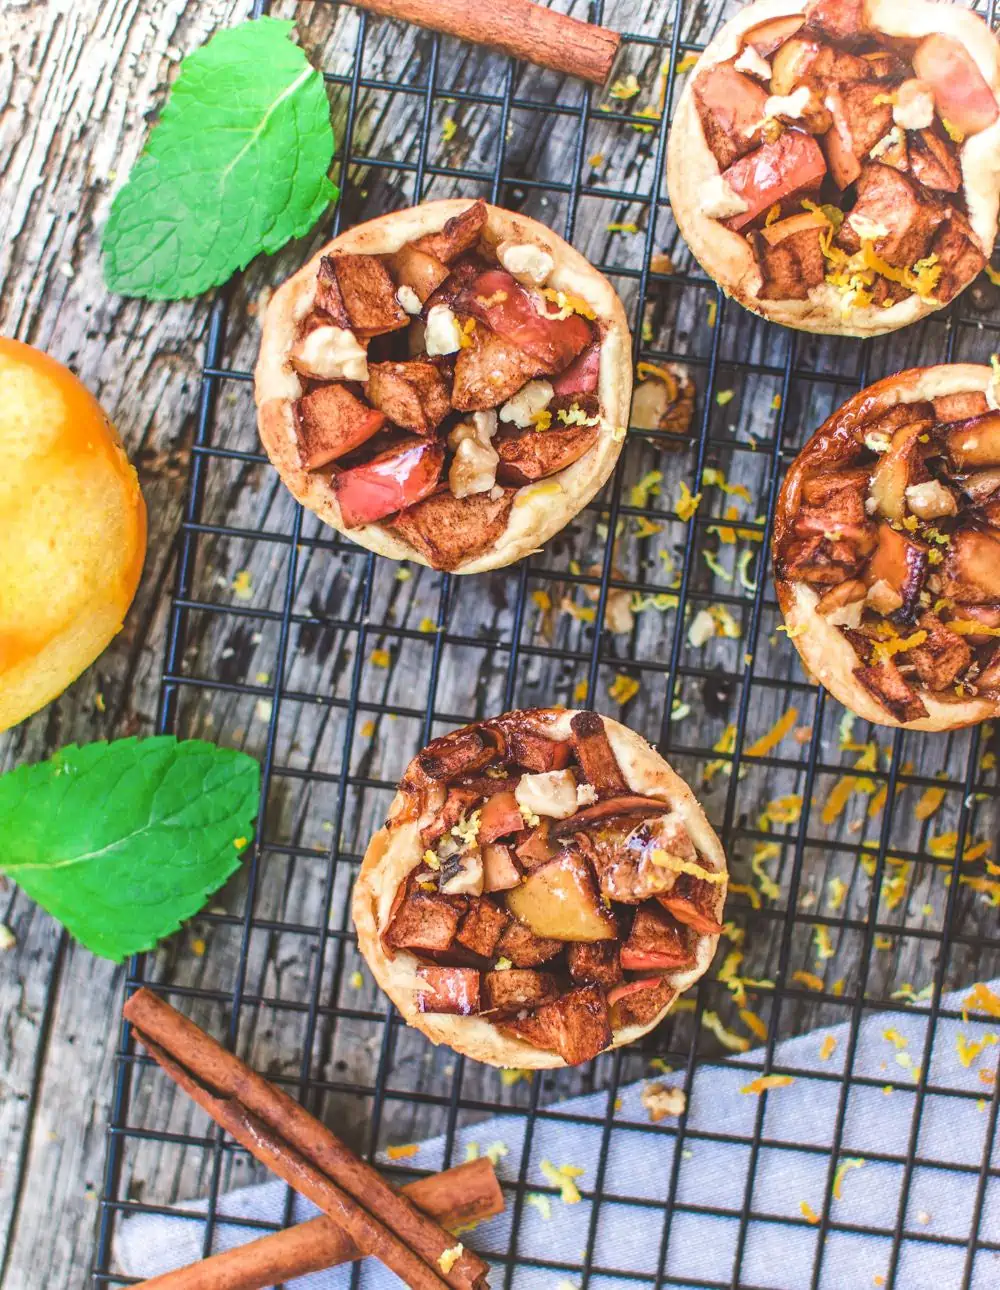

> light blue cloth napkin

[{"left": 116, "top": 978, "right": 1000, "bottom": 1289}]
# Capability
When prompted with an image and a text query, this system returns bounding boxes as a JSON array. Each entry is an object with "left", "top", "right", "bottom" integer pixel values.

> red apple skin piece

[
  {"left": 333, "top": 439, "right": 444, "bottom": 528},
  {"left": 551, "top": 341, "right": 601, "bottom": 397},
  {"left": 417, "top": 965, "right": 481, "bottom": 1015},
  {"left": 482, "top": 842, "right": 522, "bottom": 893},
  {"left": 912, "top": 35, "right": 999, "bottom": 137},
  {"left": 453, "top": 269, "right": 592, "bottom": 371},
  {"left": 479, "top": 790, "right": 524, "bottom": 844},
  {"left": 742, "top": 14, "right": 804, "bottom": 57},
  {"left": 722, "top": 132, "right": 828, "bottom": 233}
]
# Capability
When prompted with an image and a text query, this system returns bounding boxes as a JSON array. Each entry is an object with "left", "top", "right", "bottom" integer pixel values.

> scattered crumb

[
  {"left": 0, "top": 925, "right": 16, "bottom": 951},
  {"left": 349, "top": 970, "right": 363, "bottom": 989},
  {"left": 232, "top": 570, "right": 253, "bottom": 599},
  {"left": 437, "top": 1242, "right": 463, "bottom": 1273},
  {"left": 642, "top": 1082, "right": 686, "bottom": 1122}
]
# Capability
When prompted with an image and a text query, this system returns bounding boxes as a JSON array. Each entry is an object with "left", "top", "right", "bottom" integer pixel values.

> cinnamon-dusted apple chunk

[
  {"left": 773, "top": 364, "right": 1000, "bottom": 730},
  {"left": 667, "top": 0, "right": 1000, "bottom": 336},
  {"left": 255, "top": 200, "right": 631, "bottom": 573},
  {"left": 353, "top": 708, "right": 727, "bottom": 1068}
]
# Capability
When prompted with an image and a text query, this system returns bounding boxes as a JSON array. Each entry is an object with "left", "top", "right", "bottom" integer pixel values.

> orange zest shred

[
  {"left": 387, "top": 1143, "right": 419, "bottom": 1160},
  {"left": 740, "top": 1008, "right": 769, "bottom": 1041},
  {"left": 702, "top": 1010, "right": 751, "bottom": 1052},
  {"left": 915, "top": 784, "right": 947, "bottom": 821},
  {"left": 741, "top": 1074, "right": 794, "bottom": 1095},
  {"left": 635, "top": 362, "right": 679, "bottom": 403},
  {"left": 728, "top": 882, "right": 762, "bottom": 910},
  {"left": 819, "top": 1034, "right": 837, "bottom": 1061},
  {"left": 956, "top": 1032, "right": 999, "bottom": 1069},
  {"left": 792, "top": 970, "right": 825, "bottom": 992},
  {"left": 745, "top": 707, "right": 799, "bottom": 758},
  {"left": 800, "top": 1200, "right": 820, "bottom": 1224}
]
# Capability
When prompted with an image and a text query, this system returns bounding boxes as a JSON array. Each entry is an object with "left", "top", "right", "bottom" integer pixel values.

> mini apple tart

[
  {"left": 773, "top": 364, "right": 1000, "bottom": 730},
  {"left": 255, "top": 200, "right": 631, "bottom": 572},
  {"left": 353, "top": 708, "right": 727, "bottom": 1068},
  {"left": 667, "top": 0, "right": 1000, "bottom": 336}
]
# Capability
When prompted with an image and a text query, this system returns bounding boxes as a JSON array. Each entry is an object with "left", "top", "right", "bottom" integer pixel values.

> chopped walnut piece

[{"left": 641, "top": 1082, "right": 686, "bottom": 1122}]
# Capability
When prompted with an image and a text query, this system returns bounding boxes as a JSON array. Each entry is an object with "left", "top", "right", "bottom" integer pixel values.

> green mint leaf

[
  {"left": 0, "top": 737, "right": 261, "bottom": 961},
  {"left": 102, "top": 18, "right": 338, "bottom": 300}
]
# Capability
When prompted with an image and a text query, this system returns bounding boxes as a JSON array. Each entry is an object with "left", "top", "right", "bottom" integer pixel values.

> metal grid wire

[{"left": 94, "top": 1, "right": 1000, "bottom": 1286}]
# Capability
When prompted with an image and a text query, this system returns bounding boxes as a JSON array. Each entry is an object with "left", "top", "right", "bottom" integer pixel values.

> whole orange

[{"left": 0, "top": 339, "right": 147, "bottom": 730}]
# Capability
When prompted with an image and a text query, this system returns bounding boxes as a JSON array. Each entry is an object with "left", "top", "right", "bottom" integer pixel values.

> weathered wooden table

[{"left": 3, "top": 1, "right": 999, "bottom": 1287}]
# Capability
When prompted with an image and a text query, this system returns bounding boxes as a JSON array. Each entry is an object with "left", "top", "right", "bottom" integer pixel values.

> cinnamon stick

[
  {"left": 132, "top": 1160, "right": 503, "bottom": 1290},
  {"left": 124, "top": 989, "right": 489, "bottom": 1290},
  {"left": 351, "top": 0, "right": 621, "bottom": 85}
]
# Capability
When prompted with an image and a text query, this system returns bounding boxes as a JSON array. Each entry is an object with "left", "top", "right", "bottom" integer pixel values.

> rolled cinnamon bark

[
  {"left": 132, "top": 1160, "right": 503, "bottom": 1290},
  {"left": 124, "top": 988, "right": 489, "bottom": 1290},
  {"left": 351, "top": 0, "right": 621, "bottom": 84}
]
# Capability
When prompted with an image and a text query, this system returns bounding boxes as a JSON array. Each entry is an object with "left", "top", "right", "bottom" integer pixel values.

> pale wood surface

[{"left": 2, "top": 1, "right": 998, "bottom": 1287}]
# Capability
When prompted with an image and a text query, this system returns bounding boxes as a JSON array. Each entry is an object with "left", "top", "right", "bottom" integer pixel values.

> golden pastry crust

[
  {"left": 255, "top": 201, "right": 632, "bottom": 572},
  {"left": 352, "top": 709, "right": 728, "bottom": 1068},
  {"left": 666, "top": 0, "right": 1000, "bottom": 337},
  {"left": 773, "top": 363, "right": 1000, "bottom": 730}
]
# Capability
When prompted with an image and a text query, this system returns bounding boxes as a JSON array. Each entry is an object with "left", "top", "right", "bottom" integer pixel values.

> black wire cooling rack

[{"left": 95, "top": 1, "right": 1000, "bottom": 1286}]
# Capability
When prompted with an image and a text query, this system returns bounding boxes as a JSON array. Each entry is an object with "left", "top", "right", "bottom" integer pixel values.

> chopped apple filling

[
  {"left": 776, "top": 389, "right": 1000, "bottom": 719},
  {"left": 382, "top": 711, "right": 724, "bottom": 1064},
  {"left": 691, "top": 9, "right": 993, "bottom": 312},
  {"left": 288, "top": 200, "right": 607, "bottom": 570}
]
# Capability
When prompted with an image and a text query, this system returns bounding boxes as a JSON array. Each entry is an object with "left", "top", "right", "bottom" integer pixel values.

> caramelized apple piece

[
  {"left": 865, "top": 523, "right": 929, "bottom": 620},
  {"left": 754, "top": 212, "right": 826, "bottom": 300},
  {"left": 333, "top": 438, "right": 444, "bottom": 528},
  {"left": 479, "top": 790, "right": 524, "bottom": 844},
  {"left": 977, "top": 646, "right": 1000, "bottom": 693},
  {"left": 868, "top": 419, "right": 935, "bottom": 522},
  {"left": 621, "top": 903, "right": 696, "bottom": 972},
  {"left": 769, "top": 38, "right": 870, "bottom": 97},
  {"left": 742, "top": 14, "right": 804, "bottom": 57},
  {"left": 386, "top": 244, "right": 451, "bottom": 305},
  {"left": 495, "top": 917, "right": 562, "bottom": 967},
  {"left": 496, "top": 424, "right": 599, "bottom": 486},
  {"left": 567, "top": 940, "right": 623, "bottom": 989},
  {"left": 836, "top": 165, "right": 946, "bottom": 269},
  {"left": 456, "top": 898, "right": 509, "bottom": 959},
  {"left": 912, "top": 35, "right": 1000, "bottom": 137},
  {"left": 452, "top": 327, "right": 547, "bottom": 411},
  {"left": 482, "top": 842, "right": 522, "bottom": 893},
  {"left": 934, "top": 391, "right": 989, "bottom": 423},
  {"left": 365, "top": 360, "right": 451, "bottom": 435},
  {"left": 506, "top": 851, "right": 616, "bottom": 942},
  {"left": 482, "top": 968, "right": 558, "bottom": 1013},
  {"left": 804, "top": 0, "right": 867, "bottom": 43},
  {"left": 515, "top": 820, "right": 556, "bottom": 871},
  {"left": 841, "top": 627, "right": 930, "bottom": 723},
  {"left": 609, "top": 976, "right": 676, "bottom": 1030},
  {"left": 779, "top": 533, "right": 865, "bottom": 585},
  {"left": 411, "top": 200, "right": 488, "bottom": 263},
  {"left": 417, "top": 965, "right": 481, "bottom": 1015},
  {"left": 823, "top": 84, "right": 893, "bottom": 190},
  {"left": 940, "top": 528, "right": 1000, "bottom": 603},
  {"left": 389, "top": 488, "right": 516, "bottom": 571},
  {"left": 657, "top": 873, "right": 724, "bottom": 936},
  {"left": 588, "top": 811, "right": 696, "bottom": 905},
  {"left": 551, "top": 796, "right": 670, "bottom": 833},
  {"left": 501, "top": 984, "right": 612, "bottom": 1064},
  {"left": 815, "top": 578, "right": 867, "bottom": 626},
  {"left": 384, "top": 888, "right": 465, "bottom": 954},
  {"left": 552, "top": 342, "right": 601, "bottom": 398},
  {"left": 419, "top": 783, "right": 482, "bottom": 846},
  {"left": 947, "top": 413, "right": 1000, "bottom": 469},
  {"left": 417, "top": 726, "right": 500, "bottom": 781},
  {"left": 569, "top": 711, "right": 629, "bottom": 796},
  {"left": 908, "top": 128, "right": 962, "bottom": 193},
  {"left": 315, "top": 257, "right": 351, "bottom": 327},
  {"left": 802, "top": 468, "right": 872, "bottom": 506},
  {"left": 503, "top": 726, "right": 572, "bottom": 773},
  {"left": 326, "top": 253, "right": 409, "bottom": 337},
  {"left": 454, "top": 269, "right": 592, "bottom": 372},
  {"left": 793, "top": 482, "right": 873, "bottom": 544},
  {"left": 962, "top": 469, "right": 1000, "bottom": 506},
  {"left": 294, "top": 385, "right": 386, "bottom": 471},
  {"left": 721, "top": 132, "right": 827, "bottom": 233},
  {"left": 909, "top": 612, "right": 973, "bottom": 691},
  {"left": 691, "top": 64, "right": 768, "bottom": 170},
  {"left": 928, "top": 211, "right": 987, "bottom": 304}
]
